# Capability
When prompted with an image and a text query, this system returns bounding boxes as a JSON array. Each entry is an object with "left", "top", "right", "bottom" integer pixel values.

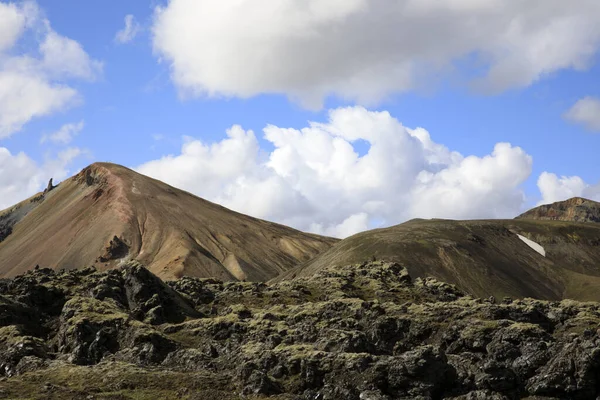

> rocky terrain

[
  {"left": 279, "top": 217, "right": 600, "bottom": 301},
  {"left": 0, "top": 163, "right": 336, "bottom": 281},
  {"left": 517, "top": 197, "right": 600, "bottom": 223},
  {"left": 1, "top": 261, "right": 599, "bottom": 399}
]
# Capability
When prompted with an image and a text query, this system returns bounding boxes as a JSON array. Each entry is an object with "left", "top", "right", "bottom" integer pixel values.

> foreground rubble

[{"left": 0, "top": 261, "right": 599, "bottom": 399}]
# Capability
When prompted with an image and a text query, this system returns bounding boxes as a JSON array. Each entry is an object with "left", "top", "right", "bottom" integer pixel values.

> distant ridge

[
  {"left": 275, "top": 213, "right": 600, "bottom": 301},
  {"left": 516, "top": 197, "right": 600, "bottom": 223},
  {"left": 0, "top": 162, "right": 337, "bottom": 280}
]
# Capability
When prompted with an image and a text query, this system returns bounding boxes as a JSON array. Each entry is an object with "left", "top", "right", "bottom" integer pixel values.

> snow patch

[{"left": 517, "top": 234, "right": 546, "bottom": 257}]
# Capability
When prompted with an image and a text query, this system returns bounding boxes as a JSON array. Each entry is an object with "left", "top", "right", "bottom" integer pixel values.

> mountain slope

[
  {"left": 0, "top": 163, "right": 337, "bottom": 280},
  {"left": 516, "top": 197, "right": 600, "bottom": 223},
  {"left": 275, "top": 217, "right": 600, "bottom": 301}
]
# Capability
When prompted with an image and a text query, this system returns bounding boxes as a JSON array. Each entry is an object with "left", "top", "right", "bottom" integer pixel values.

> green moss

[
  {"left": 64, "top": 297, "right": 128, "bottom": 321},
  {"left": 416, "top": 239, "right": 434, "bottom": 247},
  {"left": 166, "top": 327, "right": 205, "bottom": 348},
  {"left": 0, "top": 325, "right": 22, "bottom": 343},
  {"left": 241, "top": 341, "right": 265, "bottom": 355},
  {"left": 0, "top": 362, "right": 240, "bottom": 400},
  {"left": 62, "top": 297, "right": 129, "bottom": 337},
  {"left": 462, "top": 320, "right": 500, "bottom": 337},
  {"left": 507, "top": 322, "right": 544, "bottom": 333},
  {"left": 273, "top": 344, "right": 322, "bottom": 360}
]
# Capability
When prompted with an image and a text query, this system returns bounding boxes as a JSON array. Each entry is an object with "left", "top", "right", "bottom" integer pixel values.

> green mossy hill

[
  {"left": 1, "top": 261, "right": 600, "bottom": 399},
  {"left": 278, "top": 218, "right": 600, "bottom": 302}
]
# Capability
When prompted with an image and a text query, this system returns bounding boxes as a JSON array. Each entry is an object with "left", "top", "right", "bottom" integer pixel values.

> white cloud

[
  {"left": 0, "top": 2, "right": 26, "bottom": 52},
  {"left": 40, "top": 31, "right": 102, "bottom": 80},
  {"left": 138, "top": 125, "right": 261, "bottom": 196},
  {"left": 310, "top": 213, "right": 370, "bottom": 239},
  {"left": 138, "top": 106, "right": 533, "bottom": 238},
  {"left": 563, "top": 97, "right": 600, "bottom": 132},
  {"left": 0, "top": 146, "right": 85, "bottom": 210},
  {"left": 152, "top": 0, "right": 600, "bottom": 108},
  {"left": 0, "top": 1, "right": 100, "bottom": 138},
  {"left": 0, "top": 72, "right": 78, "bottom": 137},
  {"left": 40, "top": 120, "right": 84, "bottom": 144},
  {"left": 0, "top": 148, "right": 41, "bottom": 209},
  {"left": 537, "top": 172, "right": 600, "bottom": 205},
  {"left": 411, "top": 142, "right": 532, "bottom": 219},
  {"left": 115, "top": 14, "right": 141, "bottom": 44}
]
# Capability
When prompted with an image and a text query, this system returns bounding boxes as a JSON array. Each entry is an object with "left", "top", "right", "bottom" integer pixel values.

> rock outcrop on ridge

[
  {"left": 0, "top": 261, "right": 599, "bottom": 399},
  {"left": 516, "top": 197, "right": 600, "bottom": 223}
]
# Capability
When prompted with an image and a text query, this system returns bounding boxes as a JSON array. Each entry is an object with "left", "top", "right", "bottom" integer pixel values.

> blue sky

[{"left": 1, "top": 0, "right": 600, "bottom": 237}]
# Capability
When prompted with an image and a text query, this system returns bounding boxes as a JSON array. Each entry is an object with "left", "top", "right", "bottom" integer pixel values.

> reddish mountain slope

[{"left": 0, "top": 163, "right": 337, "bottom": 280}]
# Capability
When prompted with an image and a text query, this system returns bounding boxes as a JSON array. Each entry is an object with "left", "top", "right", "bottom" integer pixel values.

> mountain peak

[
  {"left": 78, "top": 162, "right": 125, "bottom": 176},
  {"left": 516, "top": 197, "right": 600, "bottom": 223},
  {"left": 0, "top": 164, "right": 337, "bottom": 280}
]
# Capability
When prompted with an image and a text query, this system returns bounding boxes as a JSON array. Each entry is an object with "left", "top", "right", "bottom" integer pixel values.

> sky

[{"left": 0, "top": 0, "right": 600, "bottom": 238}]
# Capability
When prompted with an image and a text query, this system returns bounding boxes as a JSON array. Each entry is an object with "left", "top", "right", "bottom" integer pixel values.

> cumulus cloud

[
  {"left": 40, "top": 120, "right": 84, "bottom": 144},
  {"left": 0, "top": 72, "right": 78, "bottom": 137},
  {"left": 0, "top": 2, "right": 27, "bottom": 52},
  {"left": 410, "top": 143, "right": 532, "bottom": 219},
  {"left": 0, "top": 146, "right": 85, "bottom": 210},
  {"left": 138, "top": 107, "right": 533, "bottom": 238},
  {"left": 537, "top": 172, "right": 600, "bottom": 205},
  {"left": 0, "top": 2, "right": 100, "bottom": 138},
  {"left": 152, "top": 0, "right": 600, "bottom": 108},
  {"left": 563, "top": 97, "right": 600, "bottom": 132},
  {"left": 40, "top": 31, "right": 102, "bottom": 80},
  {"left": 115, "top": 15, "right": 141, "bottom": 44}
]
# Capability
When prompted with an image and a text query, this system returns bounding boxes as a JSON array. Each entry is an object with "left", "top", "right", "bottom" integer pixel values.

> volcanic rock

[
  {"left": 516, "top": 197, "right": 600, "bottom": 223},
  {"left": 0, "top": 261, "right": 598, "bottom": 399}
]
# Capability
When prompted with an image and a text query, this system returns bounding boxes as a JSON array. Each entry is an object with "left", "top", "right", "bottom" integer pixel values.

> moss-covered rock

[{"left": 0, "top": 261, "right": 599, "bottom": 399}]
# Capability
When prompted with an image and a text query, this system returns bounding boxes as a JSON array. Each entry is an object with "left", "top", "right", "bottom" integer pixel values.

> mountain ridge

[
  {"left": 0, "top": 162, "right": 337, "bottom": 281},
  {"left": 275, "top": 216, "right": 600, "bottom": 301}
]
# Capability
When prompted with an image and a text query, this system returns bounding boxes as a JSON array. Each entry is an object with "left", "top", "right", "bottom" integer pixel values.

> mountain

[
  {"left": 0, "top": 163, "right": 337, "bottom": 281},
  {"left": 0, "top": 261, "right": 598, "bottom": 399},
  {"left": 516, "top": 197, "right": 600, "bottom": 223},
  {"left": 274, "top": 214, "right": 600, "bottom": 301}
]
